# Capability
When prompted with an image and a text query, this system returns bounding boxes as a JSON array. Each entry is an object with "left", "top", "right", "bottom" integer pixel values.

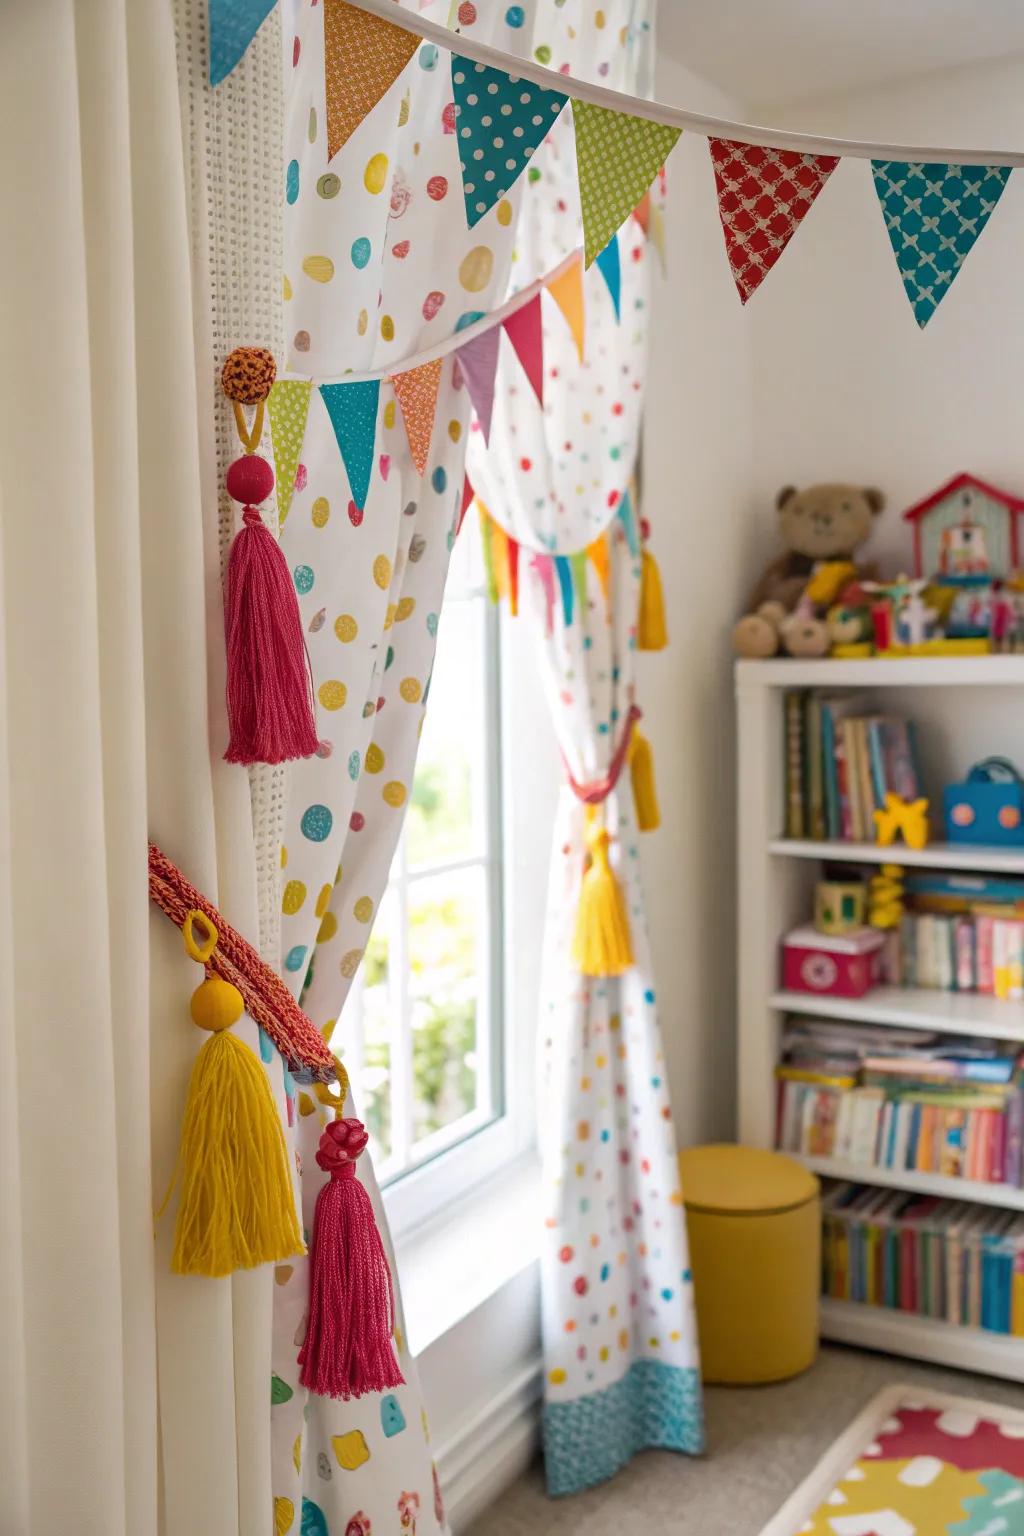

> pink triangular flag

[
  {"left": 502, "top": 294, "right": 544, "bottom": 406},
  {"left": 391, "top": 358, "right": 442, "bottom": 476},
  {"left": 456, "top": 325, "right": 501, "bottom": 443}
]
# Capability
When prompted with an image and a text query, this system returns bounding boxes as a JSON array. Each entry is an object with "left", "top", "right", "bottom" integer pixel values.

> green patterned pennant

[
  {"left": 572, "top": 99, "right": 680, "bottom": 267},
  {"left": 266, "top": 379, "right": 313, "bottom": 524}
]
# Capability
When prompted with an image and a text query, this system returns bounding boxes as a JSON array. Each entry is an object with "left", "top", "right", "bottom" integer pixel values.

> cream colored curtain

[{"left": 0, "top": 2, "right": 274, "bottom": 1531}]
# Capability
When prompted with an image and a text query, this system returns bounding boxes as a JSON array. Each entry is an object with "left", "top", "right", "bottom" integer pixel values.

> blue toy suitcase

[{"left": 943, "top": 757, "right": 1024, "bottom": 846}]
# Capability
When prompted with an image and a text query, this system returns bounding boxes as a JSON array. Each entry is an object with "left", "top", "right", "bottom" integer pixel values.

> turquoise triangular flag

[
  {"left": 617, "top": 490, "right": 639, "bottom": 557},
  {"left": 872, "top": 160, "right": 1011, "bottom": 327},
  {"left": 319, "top": 380, "right": 380, "bottom": 510},
  {"left": 595, "top": 233, "right": 622, "bottom": 320},
  {"left": 554, "top": 556, "right": 574, "bottom": 627},
  {"left": 451, "top": 55, "right": 567, "bottom": 227},
  {"left": 209, "top": 0, "right": 277, "bottom": 85}
]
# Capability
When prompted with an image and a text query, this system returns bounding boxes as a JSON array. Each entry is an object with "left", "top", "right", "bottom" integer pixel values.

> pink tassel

[
  {"left": 298, "top": 1117, "right": 404, "bottom": 1400},
  {"left": 223, "top": 454, "right": 319, "bottom": 765}
]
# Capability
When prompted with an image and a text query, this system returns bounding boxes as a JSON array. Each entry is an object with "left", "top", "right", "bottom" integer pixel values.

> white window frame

[{"left": 346, "top": 584, "right": 533, "bottom": 1241}]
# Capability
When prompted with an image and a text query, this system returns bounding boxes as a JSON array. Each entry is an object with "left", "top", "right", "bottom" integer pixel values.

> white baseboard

[{"left": 434, "top": 1356, "right": 544, "bottom": 1533}]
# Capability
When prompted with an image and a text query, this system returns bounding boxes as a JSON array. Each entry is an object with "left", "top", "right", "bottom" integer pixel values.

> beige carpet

[{"left": 471, "top": 1345, "right": 1024, "bottom": 1534}]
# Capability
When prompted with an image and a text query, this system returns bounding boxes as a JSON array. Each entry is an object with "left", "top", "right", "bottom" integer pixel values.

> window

[{"left": 342, "top": 526, "right": 511, "bottom": 1228}]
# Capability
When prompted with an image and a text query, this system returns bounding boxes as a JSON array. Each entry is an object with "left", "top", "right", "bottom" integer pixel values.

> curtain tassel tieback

[
  {"left": 221, "top": 346, "right": 319, "bottom": 766},
  {"left": 298, "top": 1117, "right": 405, "bottom": 1400},
  {"left": 148, "top": 841, "right": 336, "bottom": 1081},
  {"left": 566, "top": 704, "right": 641, "bottom": 978},
  {"left": 156, "top": 910, "right": 306, "bottom": 1278},
  {"left": 628, "top": 726, "right": 660, "bottom": 832},
  {"left": 638, "top": 545, "right": 667, "bottom": 652}
]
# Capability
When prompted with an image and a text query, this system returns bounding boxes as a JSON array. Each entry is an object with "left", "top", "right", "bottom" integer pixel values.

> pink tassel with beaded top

[
  {"left": 298, "top": 1117, "right": 404, "bottom": 1400},
  {"left": 222, "top": 451, "right": 319, "bottom": 765}
]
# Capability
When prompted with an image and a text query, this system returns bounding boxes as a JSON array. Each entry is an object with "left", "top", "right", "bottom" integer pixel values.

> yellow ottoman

[{"left": 678, "top": 1144, "right": 820, "bottom": 1385}]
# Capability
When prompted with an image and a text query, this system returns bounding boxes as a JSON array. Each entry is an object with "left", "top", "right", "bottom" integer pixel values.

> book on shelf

[
  {"left": 822, "top": 1179, "right": 1024, "bottom": 1336},
  {"left": 775, "top": 1019, "right": 1024, "bottom": 1188},
  {"left": 781, "top": 690, "right": 922, "bottom": 844}
]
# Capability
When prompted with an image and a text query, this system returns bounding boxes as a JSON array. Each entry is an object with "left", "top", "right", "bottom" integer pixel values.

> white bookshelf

[{"left": 736, "top": 654, "right": 1024, "bottom": 1381}]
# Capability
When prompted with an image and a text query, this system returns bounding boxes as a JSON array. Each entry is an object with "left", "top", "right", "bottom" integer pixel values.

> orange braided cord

[{"left": 148, "top": 842, "right": 336, "bottom": 1082}]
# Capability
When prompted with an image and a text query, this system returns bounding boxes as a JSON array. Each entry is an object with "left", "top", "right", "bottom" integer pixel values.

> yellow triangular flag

[
  {"left": 391, "top": 358, "right": 442, "bottom": 477},
  {"left": 267, "top": 379, "right": 313, "bottom": 525},
  {"left": 546, "top": 258, "right": 585, "bottom": 362},
  {"left": 324, "top": 0, "right": 420, "bottom": 162},
  {"left": 572, "top": 98, "right": 680, "bottom": 267}
]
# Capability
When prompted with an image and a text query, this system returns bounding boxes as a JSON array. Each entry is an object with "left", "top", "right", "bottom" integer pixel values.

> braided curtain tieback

[
  {"left": 562, "top": 703, "right": 642, "bottom": 805},
  {"left": 148, "top": 841, "right": 336, "bottom": 1083}
]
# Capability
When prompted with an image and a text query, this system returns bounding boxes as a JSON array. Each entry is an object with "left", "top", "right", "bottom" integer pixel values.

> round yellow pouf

[{"left": 678, "top": 1144, "right": 820, "bottom": 1385}]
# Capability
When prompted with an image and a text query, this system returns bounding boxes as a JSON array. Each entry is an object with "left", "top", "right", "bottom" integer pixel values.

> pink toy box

[{"left": 781, "top": 925, "right": 885, "bottom": 999}]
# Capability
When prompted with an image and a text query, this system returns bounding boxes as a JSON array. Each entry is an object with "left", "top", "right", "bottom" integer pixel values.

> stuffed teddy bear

[{"left": 733, "top": 482, "right": 884, "bottom": 658}]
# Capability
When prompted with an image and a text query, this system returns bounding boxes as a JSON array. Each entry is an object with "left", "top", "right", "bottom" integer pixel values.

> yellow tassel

[
  {"left": 167, "top": 912, "right": 305, "bottom": 1278},
  {"left": 629, "top": 728, "right": 660, "bottom": 832},
  {"left": 638, "top": 548, "right": 667, "bottom": 651},
  {"left": 572, "top": 822, "right": 633, "bottom": 978}
]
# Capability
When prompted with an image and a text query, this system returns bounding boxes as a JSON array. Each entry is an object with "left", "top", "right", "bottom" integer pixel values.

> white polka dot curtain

[
  {"left": 269, "top": 3, "right": 665, "bottom": 1529},
  {"left": 463, "top": 1, "right": 705, "bottom": 1496}
]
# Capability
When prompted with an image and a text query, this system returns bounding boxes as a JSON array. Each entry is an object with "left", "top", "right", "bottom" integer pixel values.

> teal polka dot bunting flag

[
  {"left": 451, "top": 55, "right": 567, "bottom": 226},
  {"left": 209, "top": 0, "right": 276, "bottom": 84},
  {"left": 319, "top": 380, "right": 380, "bottom": 511},
  {"left": 872, "top": 160, "right": 1011, "bottom": 327}
]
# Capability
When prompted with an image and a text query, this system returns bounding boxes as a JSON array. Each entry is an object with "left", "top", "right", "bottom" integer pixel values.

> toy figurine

[
  {"left": 874, "top": 793, "right": 930, "bottom": 851},
  {"left": 868, "top": 864, "right": 905, "bottom": 929}
]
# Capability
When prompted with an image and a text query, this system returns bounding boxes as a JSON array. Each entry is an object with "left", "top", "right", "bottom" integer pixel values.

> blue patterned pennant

[
  {"left": 451, "top": 55, "right": 567, "bottom": 227},
  {"left": 595, "top": 232, "right": 622, "bottom": 320},
  {"left": 872, "top": 160, "right": 1012, "bottom": 327},
  {"left": 554, "top": 555, "right": 574, "bottom": 627},
  {"left": 209, "top": 0, "right": 277, "bottom": 85},
  {"left": 319, "top": 381, "right": 381, "bottom": 510}
]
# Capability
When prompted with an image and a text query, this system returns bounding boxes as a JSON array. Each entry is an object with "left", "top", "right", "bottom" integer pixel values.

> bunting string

[{"left": 295, "top": 0, "right": 1024, "bottom": 168}]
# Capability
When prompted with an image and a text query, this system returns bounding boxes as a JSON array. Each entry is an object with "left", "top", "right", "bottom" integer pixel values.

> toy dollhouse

[{"left": 903, "top": 472, "right": 1024, "bottom": 580}]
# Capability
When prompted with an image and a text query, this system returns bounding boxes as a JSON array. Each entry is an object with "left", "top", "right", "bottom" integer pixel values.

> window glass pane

[
  {"left": 360, "top": 903, "right": 393, "bottom": 1165},
  {"left": 408, "top": 865, "right": 485, "bottom": 1146},
  {"left": 405, "top": 600, "right": 485, "bottom": 869}
]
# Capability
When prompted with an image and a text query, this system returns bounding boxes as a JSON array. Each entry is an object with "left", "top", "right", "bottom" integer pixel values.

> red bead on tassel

[
  {"left": 223, "top": 453, "right": 319, "bottom": 765},
  {"left": 298, "top": 1117, "right": 404, "bottom": 1400}
]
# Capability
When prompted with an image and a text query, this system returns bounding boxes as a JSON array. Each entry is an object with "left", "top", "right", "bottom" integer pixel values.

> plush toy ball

[
  {"left": 226, "top": 454, "right": 275, "bottom": 506},
  {"left": 221, "top": 345, "right": 277, "bottom": 404}
]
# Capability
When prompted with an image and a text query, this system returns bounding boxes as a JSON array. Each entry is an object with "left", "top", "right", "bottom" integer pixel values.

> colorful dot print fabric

[
  {"left": 462, "top": 1, "right": 700, "bottom": 1496},
  {"left": 527, "top": 529, "right": 703, "bottom": 1496},
  {"left": 466, "top": 112, "right": 650, "bottom": 555},
  {"left": 450, "top": 56, "right": 567, "bottom": 226},
  {"left": 269, "top": 2, "right": 658, "bottom": 1528},
  {"left": 872, "top": 160, "right": 1011, "bottom": 327}
]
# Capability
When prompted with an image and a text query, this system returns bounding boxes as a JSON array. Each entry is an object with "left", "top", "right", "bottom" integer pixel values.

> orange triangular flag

[
  {"left": 490, "top": 518, "right": 510, "bottom": 601},
  {"left": 324, "top": 0, "right": 420, "bottom": 161},
  {"left": 546, "top": 258, "right": 585, "bottom": 362},
  {"left": 632, "top": 190, "right": 651, "bottom": 234},
  {"left": 391, "top": 358, "right": 442, "bottom": 477},
  {"left": 587, "top": 534, "right": 611, "bottom": 601}
]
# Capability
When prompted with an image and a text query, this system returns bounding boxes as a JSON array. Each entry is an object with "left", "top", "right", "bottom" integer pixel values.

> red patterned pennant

[
  {"left": 391, "top": 358, "right": 442, "bottom": 476},
  {"left": 709, "top": 138, "right": 839, "bottom": 303}
]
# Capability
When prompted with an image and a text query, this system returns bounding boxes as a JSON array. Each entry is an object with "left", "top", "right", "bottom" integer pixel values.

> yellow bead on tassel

[
  {"left": 572, "top": 818, "right": 634, "bottom": 978},
  {"left": 638, "top": 548, "right": 667, "bottom": 651},
  {"left": 629, "top": 727, "right": 660, "bottom": 832},
  {"left": 166, "top": 911, "right": 305, "bottom": 1278}
]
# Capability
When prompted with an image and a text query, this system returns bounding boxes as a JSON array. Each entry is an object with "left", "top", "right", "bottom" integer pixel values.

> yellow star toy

[{"left": 873, "top": 792, "right": 930, "bottom": 851}]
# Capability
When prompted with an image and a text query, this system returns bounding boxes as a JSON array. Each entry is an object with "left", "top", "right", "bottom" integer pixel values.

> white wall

[
  {"left": 746, "top": 54, "right": 1024, "bottom": 573},
  {"left": 640, "top": 57, "right": 756, "bottom": 1146}
]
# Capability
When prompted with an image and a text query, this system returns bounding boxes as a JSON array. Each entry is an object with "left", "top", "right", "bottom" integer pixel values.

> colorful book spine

[{"left": 784, "top": 690, "right": 804, "bottom": 839}]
